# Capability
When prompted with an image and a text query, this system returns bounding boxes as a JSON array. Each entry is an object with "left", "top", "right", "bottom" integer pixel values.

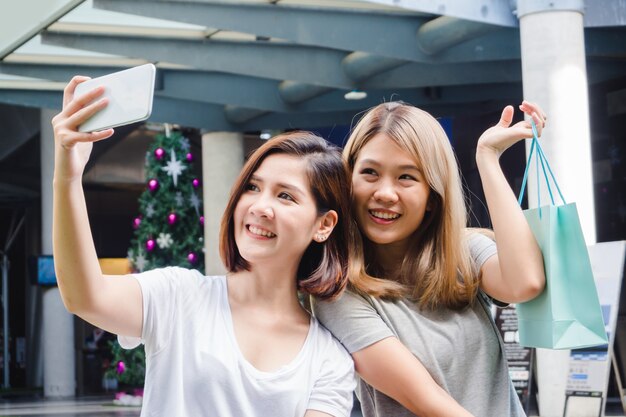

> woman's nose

[
  {"left": 373, "top": 181, "right": 398, "bottom": 204},
  {"left": 249, "top": 195, "right": 274, "bottom": 218}
]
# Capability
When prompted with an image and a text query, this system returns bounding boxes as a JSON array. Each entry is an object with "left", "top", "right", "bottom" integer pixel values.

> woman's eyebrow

[
  {"left": 250, "top": 175, "right": 305, "bottom": 197},
  {"left": 359, "top": 159, "right": 420, "bottom": 172}
]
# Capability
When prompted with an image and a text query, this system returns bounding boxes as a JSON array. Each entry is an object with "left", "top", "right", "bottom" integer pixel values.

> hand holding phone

[{"left": 74, "top": 64, "right": 156, "bottom": 132}]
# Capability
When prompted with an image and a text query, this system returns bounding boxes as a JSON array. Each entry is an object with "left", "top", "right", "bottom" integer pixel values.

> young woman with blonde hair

[
  {"left": 52, "top": 77, "right": 356, "bottom": 417},
  {"left": 314, "top": 101, "right": 547, "bottom": 416}
]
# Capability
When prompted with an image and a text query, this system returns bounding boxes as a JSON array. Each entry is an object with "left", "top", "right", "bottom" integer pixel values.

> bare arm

[
  {"left": 353, "top": 337, "right": 475, "bottom": 417},
  {"left": 475, "top": 101, "right": 546, "bottom": 303},
  {"left": 52, "top": 76, "right": 142, "bottom": 337}
]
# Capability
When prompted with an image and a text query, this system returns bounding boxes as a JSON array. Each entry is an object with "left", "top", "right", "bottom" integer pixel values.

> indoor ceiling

[{"left": 0, "top": 0, "right": 625, "bottom": 204}]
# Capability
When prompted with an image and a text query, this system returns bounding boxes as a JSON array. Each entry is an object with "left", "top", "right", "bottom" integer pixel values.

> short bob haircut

[{"left": 219, "top": 131, "right": 352, "bottom": 300}]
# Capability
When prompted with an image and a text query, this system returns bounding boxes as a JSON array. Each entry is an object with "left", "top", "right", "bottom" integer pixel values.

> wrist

[
  {"left": 53, "top": 175, "right": 83, "bottom": 189},
  {"left": 475, "top": 145, "right": 500, "bottom": 168}
]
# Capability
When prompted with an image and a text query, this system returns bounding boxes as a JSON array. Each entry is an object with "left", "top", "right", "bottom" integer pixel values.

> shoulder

[
  {"left": 133, "top": 267, "right": 223, "bottom": 300},
  {"left": 310, "top": 317, "right": 353, "bottom": 361},
  {"left": 465, "top": 228, "right": 497, "bottom": 267},
  {"left": 313, "top": 289, "right": 373, "bottom": 316},
  {"left": 312, "top": 290, "right": 396, "bottom": 354}
]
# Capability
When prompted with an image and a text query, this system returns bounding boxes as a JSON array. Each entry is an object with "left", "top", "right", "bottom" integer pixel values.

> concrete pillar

[
  {"left": 40, "top": 108, "right": 76, "bottom": 397},
  {"left": 201, "top": 132, "right": 244, "bottom": 275},
  {"left": 518, "top": 0, "right": 595, "bottom": 243},
  {"left": 517, "top": 1, "right": 591, "bottom": 416}
]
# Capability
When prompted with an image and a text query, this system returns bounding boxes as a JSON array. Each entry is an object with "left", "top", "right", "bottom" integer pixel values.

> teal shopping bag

[{"left": 515, "top": 124, "right": 607, "bottom": 350}]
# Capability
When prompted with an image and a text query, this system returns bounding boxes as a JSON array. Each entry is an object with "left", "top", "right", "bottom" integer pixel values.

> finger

[
  {"left": 80, "top": 129, "right": 115, "bottom": 143},
  {"left": 63, "top": 86, "right": 106, "bottom": 118},
  {"left": 514, "top": 119, "right": 540, "bottom": 138},
  {"left": 64, "top": 129, "right": 115, "bottom": 146},
  {"left": 62, "top": 76, "right": 91, "bottom": 108},
  {"left": 512, "top": 120, "right": 535, "bottom": 134},
  {"left": 65, "top": 97, "right": 108, "bottom": 128},
  {"left": 498, "top": 105, "right": 515, "bottom": 128},
  {"left": 520, "top": 101, "right": 547, "bottom": 126}
]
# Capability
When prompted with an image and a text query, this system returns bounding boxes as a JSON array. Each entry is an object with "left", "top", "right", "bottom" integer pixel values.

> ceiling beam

[
  {"left": 94, "top": 0, "right": 433, "bottom": 62},
  {"left": 362, "top": 59, "right": 626, "bottom": 89},
  {"left": 0, "top": 62, "right": 523, "bottom": 113},
  {"left": 0, "top": 89, "right": 233, "bottom": 130},
  {"left": 361, "top": 0, "right": 517, "bottom": 27},
  {"left": 0, "top": 86, "right": 513, "bottom": 131},
  {"left": 41, "top": 31, "right": 354, "bottom": 88},
  {"left": 39, "top": 32, "right": 543, "bottom": 90}
]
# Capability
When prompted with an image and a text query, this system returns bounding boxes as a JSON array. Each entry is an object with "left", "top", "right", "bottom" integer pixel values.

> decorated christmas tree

[
  {"left": 107, "top": 128, "right": 205, "bottom": 390},
  {"left": 128, "top": 129, "right": 205, "bottom": 272}
]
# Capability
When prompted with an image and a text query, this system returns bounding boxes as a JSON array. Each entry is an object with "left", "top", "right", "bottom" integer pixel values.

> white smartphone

[{"left": 74, "top": 63, "right": 156, "bottom": 132}]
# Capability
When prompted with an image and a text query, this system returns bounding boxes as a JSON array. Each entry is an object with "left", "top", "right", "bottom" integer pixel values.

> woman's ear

[{"left": 313, "top": 210, "right": 338, "bottom": 243}]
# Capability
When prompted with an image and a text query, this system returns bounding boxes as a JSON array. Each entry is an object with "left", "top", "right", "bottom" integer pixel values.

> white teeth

[
  {"left": 370, "top": 210, "right": 400, "bottom": 220},
  {"left": 248, "top": 225, "right": 276, "bottom": 238}
]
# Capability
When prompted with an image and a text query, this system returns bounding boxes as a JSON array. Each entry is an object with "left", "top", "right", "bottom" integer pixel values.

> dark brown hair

[{"left": 219, "top": 131, "right": 352, "bottom": 300}]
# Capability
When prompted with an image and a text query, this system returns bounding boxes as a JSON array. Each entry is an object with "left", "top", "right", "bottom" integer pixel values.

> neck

[
  {"left": 373, "top": 240, "right": 409, "bottom": 277},
  {"left": 227, "top": 262, "right": 305, "bottom": 315}
]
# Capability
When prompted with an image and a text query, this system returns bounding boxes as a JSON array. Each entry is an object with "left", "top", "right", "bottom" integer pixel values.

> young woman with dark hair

[{"left": 52, "top": 77, "right": 355, "bottom": 417}]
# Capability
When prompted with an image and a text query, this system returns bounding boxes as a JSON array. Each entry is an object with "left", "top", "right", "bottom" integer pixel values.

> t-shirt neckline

[{"left": 220, "top": 275, "right": 315, "bottom": 380}]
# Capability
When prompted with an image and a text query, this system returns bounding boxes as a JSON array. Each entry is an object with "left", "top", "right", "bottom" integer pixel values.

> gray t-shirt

[{"left": 313, "top": 233, "right": 525, "bottom": 417}]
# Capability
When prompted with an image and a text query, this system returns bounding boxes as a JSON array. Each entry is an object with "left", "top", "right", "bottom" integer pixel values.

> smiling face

[
  {"left": 233, "top": 153, "right": 324, "bottom": 270},
  {"left": 352, "top": 133, "right": 431, "bottom": 256}
]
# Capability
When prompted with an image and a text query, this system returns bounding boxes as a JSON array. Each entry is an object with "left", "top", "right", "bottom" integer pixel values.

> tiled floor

[
  {"left": 0, "top": 398, "right": 141, "bottom": 417},
  {"left": 0, "top": 398, "right": 363, "bottom": 417}
]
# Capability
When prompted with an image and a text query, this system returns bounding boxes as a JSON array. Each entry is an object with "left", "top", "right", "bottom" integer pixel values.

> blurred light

[{"left": 344, "top": 90, "right": 367, "bottom": 100}]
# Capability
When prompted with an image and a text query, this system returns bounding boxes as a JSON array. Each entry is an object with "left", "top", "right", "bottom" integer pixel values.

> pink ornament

[
  {"left": 186, "top": 153, "right": 193, "bottom": 162},
  {"left": 148, "top": 178, "right": 159, "bottom": 192},
  {"left": 146, "top": 239, "right": 156, "bottom": 252},
  {"left": 116, "top": 361, "right": 126, "bottom": 374},
  {"left": 187, "top": 252, "right": 197, "bottom": 264},
  {"left": 132, "top": 217, "right": 141, "bottom": 229},
  {"left": 192, "top": 178, "right": 200, "bottom": 188},
  {"left": 168, "top": 213, "right": 177, "bottom": 225},
  {"left": 154, "top": 147, "right": 165, "bottom": 160},
  {"left": 199, "top": 216, "right": 204, "bottom": 226}
]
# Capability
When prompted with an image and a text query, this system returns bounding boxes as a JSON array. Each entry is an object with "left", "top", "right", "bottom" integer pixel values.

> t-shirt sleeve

[
  {"left": 307, "top": 334, "right": 356, "bottom": 417},
  {"left": 467, "top": 231, "right": 497, "bottom": 269},
  {"left": 117, "top": 266, "right": 201, "bottom": 356},
  {"left": 312, "top": 291, "right": 394, "bottom": 354}
]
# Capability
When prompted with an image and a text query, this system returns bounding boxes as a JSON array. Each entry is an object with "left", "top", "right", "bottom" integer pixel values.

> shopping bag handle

[{"left": 517, "top": 120, "right": 566, "bottom": 206}]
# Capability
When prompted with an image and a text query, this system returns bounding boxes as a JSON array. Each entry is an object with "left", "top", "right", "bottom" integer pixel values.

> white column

[
  {"left": 41, "top": 108, "right": 76, "bottom": 397},
  {"left": 518, "top": 0, "right": 595, "bottom": 244},
  {"left": 201, "top": 132, "right": 244, "bottom": 275},
  {"left": 518, "top": 2, "right": 591, "bottom": 416}
]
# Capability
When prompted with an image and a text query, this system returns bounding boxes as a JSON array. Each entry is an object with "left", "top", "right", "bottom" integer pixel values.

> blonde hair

[{"left": 345, "top": 102, "right": 479, "bottom": 309}]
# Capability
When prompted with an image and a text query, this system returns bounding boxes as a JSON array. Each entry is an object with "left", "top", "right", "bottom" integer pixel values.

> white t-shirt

[{"left": 119, "top": 267, "right": 355, "bottom": 417}]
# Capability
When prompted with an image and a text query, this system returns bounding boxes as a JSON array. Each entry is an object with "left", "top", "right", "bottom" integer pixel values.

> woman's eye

[
  {"left": 278, "top": 192, "right": 295, "bottom": 202},
  {"left": 245, "top": 183, "right": 259, "bottom": 192},
  {"left": 360, "top": 168, "right": 377, "bottom": 176},
  {"left": 399, "top": 174, "right": 417, "bottom": 181}
]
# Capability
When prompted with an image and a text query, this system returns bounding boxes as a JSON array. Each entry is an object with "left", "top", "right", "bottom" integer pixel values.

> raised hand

[
  {"left": 476, "top": 100, "right": 547, "bottom": 159},
  {"left": 51, "top": 76, "right": 114, "bottom": 181}
]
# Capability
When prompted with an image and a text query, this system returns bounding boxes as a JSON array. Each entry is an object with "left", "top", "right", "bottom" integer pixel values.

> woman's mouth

[
  {"left": 247, "top": 225, "right": 276, "bottom": 238},
  {"left": 368, "top": 210, "right": 401, "bottom": 224}
]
